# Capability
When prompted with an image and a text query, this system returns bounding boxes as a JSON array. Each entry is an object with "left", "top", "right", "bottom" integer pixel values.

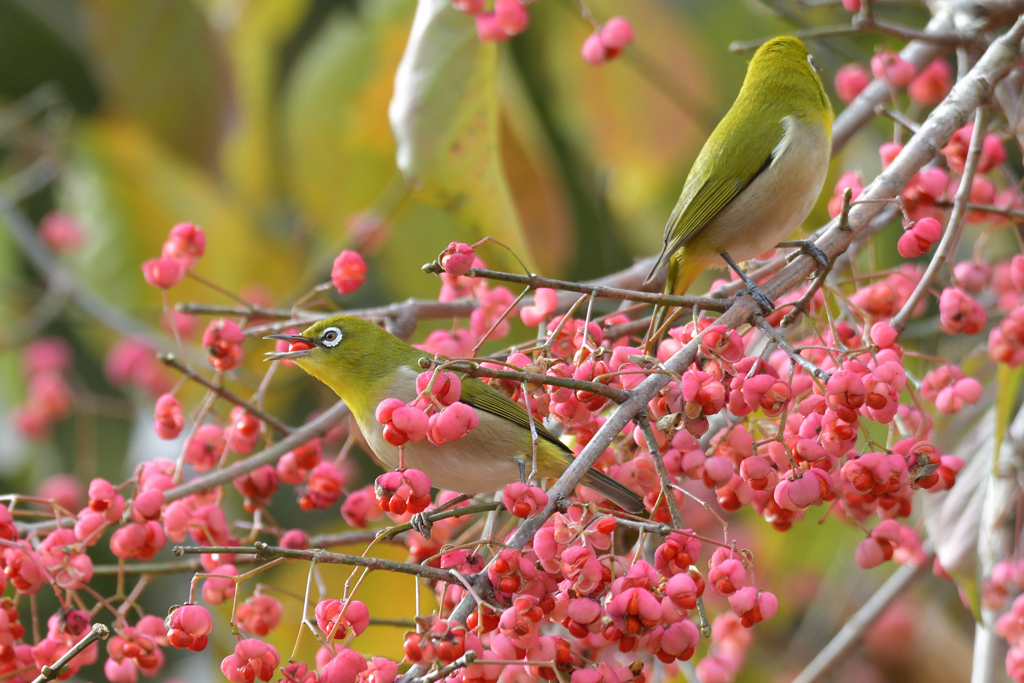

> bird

[
  {"left": 645, "top": 36, "right": 834, "bottom": 337},
  {"left": 266, "top": 315, "right": 645, "bottom": 514}
]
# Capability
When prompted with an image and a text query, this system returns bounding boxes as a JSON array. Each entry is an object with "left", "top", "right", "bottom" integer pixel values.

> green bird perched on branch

[
  {"left": 267, "top": 315, "right": 645, "bottom": 514},
  {"left": 646, "top": 36, "right": 834, "bottom": 337}
]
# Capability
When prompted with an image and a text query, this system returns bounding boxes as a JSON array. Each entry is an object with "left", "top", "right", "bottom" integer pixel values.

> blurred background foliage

[{"left": 0, "top": 0, "right": 975, "bottom": 681}]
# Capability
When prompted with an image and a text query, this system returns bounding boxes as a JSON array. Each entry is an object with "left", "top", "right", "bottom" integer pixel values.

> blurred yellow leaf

[
  {"left": 65, "top": 120, "right": 302, "bottom": 316},
  {"left": 995, "top": 363, "right": 1022, "bottom": 464},
  {"left": 526, "top": 0, "right": 713, "bottom": 255},
  {"left": 220, "top": 0, "right": 313, "bottom": 210},
  {"left": 84, "top": 0, "right": 231, "bottom": 168},
  {"left": 282, "top": 1, "right": 413, "bottom": 240},
  {"left": 390, "top": 0, "right": 531, "bottom": 268},
  {"left": 498, "top": 60, "right": 574, "bottom": 276}
]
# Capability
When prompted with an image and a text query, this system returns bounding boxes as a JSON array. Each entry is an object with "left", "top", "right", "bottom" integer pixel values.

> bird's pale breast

[
  {"left": 353, "top": 367, "right": 542, "bottom": 495},
  {"left": 697, "top": 114, "right": 830, "bottom": 264}
]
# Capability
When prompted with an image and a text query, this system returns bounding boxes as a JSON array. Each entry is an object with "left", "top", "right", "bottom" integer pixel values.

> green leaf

[
  {"left": 389, "top": 0, "right": 530, "bottom": 268},
  {"left": 994, "top": 363, "right": 1022, "bottom": 467}
]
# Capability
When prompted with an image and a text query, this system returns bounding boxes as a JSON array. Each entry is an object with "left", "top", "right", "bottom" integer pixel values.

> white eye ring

[
  {"left": 321, "top": 326, "right": 342, "bottom": 348},
  {"left": 807, "top": 54, "right": 821, "bottom": 72}
]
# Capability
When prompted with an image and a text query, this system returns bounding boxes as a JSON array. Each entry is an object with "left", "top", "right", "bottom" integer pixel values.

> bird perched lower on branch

[
  {"left": 267, "top": 315, "right": 645, "bottom": 514},
  {"left": 646, "top": 36, "right": 834, "bottom": 336}
]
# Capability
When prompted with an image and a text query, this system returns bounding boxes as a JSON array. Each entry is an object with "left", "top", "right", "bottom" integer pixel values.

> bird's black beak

[{"left": 264, "top": 334, "right": 316, "bottom": 361}]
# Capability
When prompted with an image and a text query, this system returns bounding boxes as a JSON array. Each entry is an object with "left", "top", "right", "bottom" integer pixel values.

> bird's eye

[
  {"left": 321, "top": 327, "right": 342, "bottom": 347},
  {"left": 807, "top": 54, "right": 822, "bottom": 73}
]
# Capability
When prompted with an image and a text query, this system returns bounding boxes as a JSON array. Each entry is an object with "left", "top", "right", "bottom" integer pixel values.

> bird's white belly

[
  {"left": 703, "top": 115, "right": 830, "bottom": 264},
  {"left": 353, "top": 369, "right": 534, "bottom": 494},
  {"left": 357, "top": 411, "right": 529, "bottom": 494}
]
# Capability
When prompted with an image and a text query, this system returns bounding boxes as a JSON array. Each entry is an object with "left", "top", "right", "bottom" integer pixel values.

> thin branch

[
  {"left": 158, "top": 353, "right": 293, "bottom": 435},
  {"left": 755, "top": 317, "right": 831, "bottom": 382},
  {"left": 31, "top": 623, "right": 109, "bottom": 683},
  {"left": 414, "top": 651, "right": 477, "bottom": 683},
  {"left": 379, "top": 503, "right": 502, "bottom": 540},
  {"left": 638, "top": 417, "right": 684, "bottom": 529},
  {"left": 790, "top": 559, "right": 932, "bottom": 683},
  {"left": 173, "top": 543, "right": 460, "bottom": 585},
  {"left": 891, "top": 106, "right": 991, "bottom": 332},
  {"left": 242, "top": 299, "right": 479, "bottom": 339},
  {"left": 440, "top": 361, "right": 632, "bottom": 404},
  {"left": 421, "top": 262, "right": 730, "bottom": 312}
]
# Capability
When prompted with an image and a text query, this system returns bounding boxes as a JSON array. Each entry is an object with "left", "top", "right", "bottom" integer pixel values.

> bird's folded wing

[
  {"left": 459, "top": 377, "right": 571, "bottom": 453},
  {"left": 646, "top": 112, "right": 783, "bottom": 283}
]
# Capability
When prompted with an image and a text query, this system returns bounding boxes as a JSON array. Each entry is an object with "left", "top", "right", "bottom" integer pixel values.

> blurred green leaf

[
  {"left": 64, "top": 120, "right": 302, "bottom": 318},
  {"left": 0, "top": 1, "right": 99, "bottom": 112},
  {"left": 220, "top": 0, "right": 313, "bottom": 210},
  {"left": 995, "top": 363, "right": 1022, "bottom": 465},
  {"left": 497, "top": 58, "right": 574, "bottom": 276},
  {"left": 389, "top": 0, "right": 530, "bottom": 268},
  {"left": 281, "top": 0, "right": 412, "bottom": 238},
  {"left": 84, "top": 0, "right": 231, "bottom": 167}
]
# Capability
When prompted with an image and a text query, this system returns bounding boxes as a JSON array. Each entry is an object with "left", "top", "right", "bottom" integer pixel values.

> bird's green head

[
  {"left": 265, "top": 315, "right": 421, "bottom": 410},
  {"left": 748, "top": 36, "right": 832, "bottom": 120}
]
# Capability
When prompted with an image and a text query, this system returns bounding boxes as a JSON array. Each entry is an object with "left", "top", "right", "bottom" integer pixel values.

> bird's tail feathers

[
  {"left": 643, "top": 244, "right": 672, "bottom": 286},
  {"left": 647, "top": 253, "right": 705, "bottom": 352},
  {"left": 581, "top": 469, "right": 645, "bottom": 515}
]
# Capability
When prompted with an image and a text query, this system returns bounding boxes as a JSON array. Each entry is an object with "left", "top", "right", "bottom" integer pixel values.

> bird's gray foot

[
  {"left": 720, "top": 251, "right": 774, "bottom": 315},
  {"left": 779, "top": 239, "right": 830, "bottom": 271},
  {"left": 410, "top": 512, "right": 433, "bottom": 539}
]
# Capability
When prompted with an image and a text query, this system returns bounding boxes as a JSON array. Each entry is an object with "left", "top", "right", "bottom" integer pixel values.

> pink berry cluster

[
  {"left": 453, "top": 0, "right": 530, "bottom": 42},
  {"left": 828, "top": 60, "right": 1024, "bottom": 379},
  {"left": 835, "top": 53, "right": 951, "bottom": 107},
  {"left": 581, "top": 18, "right": 634, "bottom": 66},
  {"left": 11, "top": 337, "right": 75, "bottom": 440},
  {"left": 449, "top": 1, "right": 634, "bottom": 67},
  {"left": 375, "top": 369, "right": 479, "bottom": 448},
  {"left": 140, "top": 222, "right": 206, "bottom": 290}
]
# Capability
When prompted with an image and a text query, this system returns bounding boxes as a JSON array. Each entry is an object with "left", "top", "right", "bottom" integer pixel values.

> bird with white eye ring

[
  {"left": 645, "top": 36, "right": 834, "bottom": 342},
  {"left": 265, "top": 315, "right": 645, "bottom": 514}
]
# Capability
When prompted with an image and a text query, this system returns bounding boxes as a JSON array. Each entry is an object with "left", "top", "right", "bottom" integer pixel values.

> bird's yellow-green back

[{"left": 648, "top": 36, "right": 833, "bottom": 289}]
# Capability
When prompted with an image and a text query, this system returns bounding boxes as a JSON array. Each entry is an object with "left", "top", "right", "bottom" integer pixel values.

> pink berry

[
  {"left": 39, "top": 212, "right": 84, "bottom": 253},
  {"left": 202, "top": 319, "right": 245, "bottom": 372},
  {"left": 153, "top": 393, "right": 184, "bottom": 439},
  {"left": 912, "top": 217, "right": 942, "bottom": 243},
  {"left": 581, "top": 33, "right": 607, "bottom": 66},
  {"left": 834, "top": 63, "right": 870, "bottom": 104},
  {"left": 475, "top": 13, "right": 509, "bottom": 42},
  {"left": 869, "top": 321, "right": 899, "bottom": 348},
  {"left": 141, "top": 257, "right": 184, "bottom": 289},
  {"left": 162, "top": 222, "right": 206, "bottom": 270},
  {"left": 494, "top": 0, "right": 529, "bottom": 36},
  {"left": 879, "top": 141, "right": 903, "bottom": 169},
  {"left": 871, "top": 49, "right": 915, "bottom": 87},
  {"left": 908, "top": 58, "right": 952, "bottom": 106},
  {"left": 1011, "top": 255, "right": 1024, "bottom": 291},
  {"left": 439, "top": 242, "right": 476, "bottom": 277},
  {"left": 331, "top": 250, "right": 367, "bottom": 295},
  {"left": 600, "top": 17, "right": 634, "bottom": 52}
]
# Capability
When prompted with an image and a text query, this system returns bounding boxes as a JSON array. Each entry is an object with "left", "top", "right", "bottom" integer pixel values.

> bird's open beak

[{"left": 264, "top": 334, "right": 316, "bottom": 361}]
